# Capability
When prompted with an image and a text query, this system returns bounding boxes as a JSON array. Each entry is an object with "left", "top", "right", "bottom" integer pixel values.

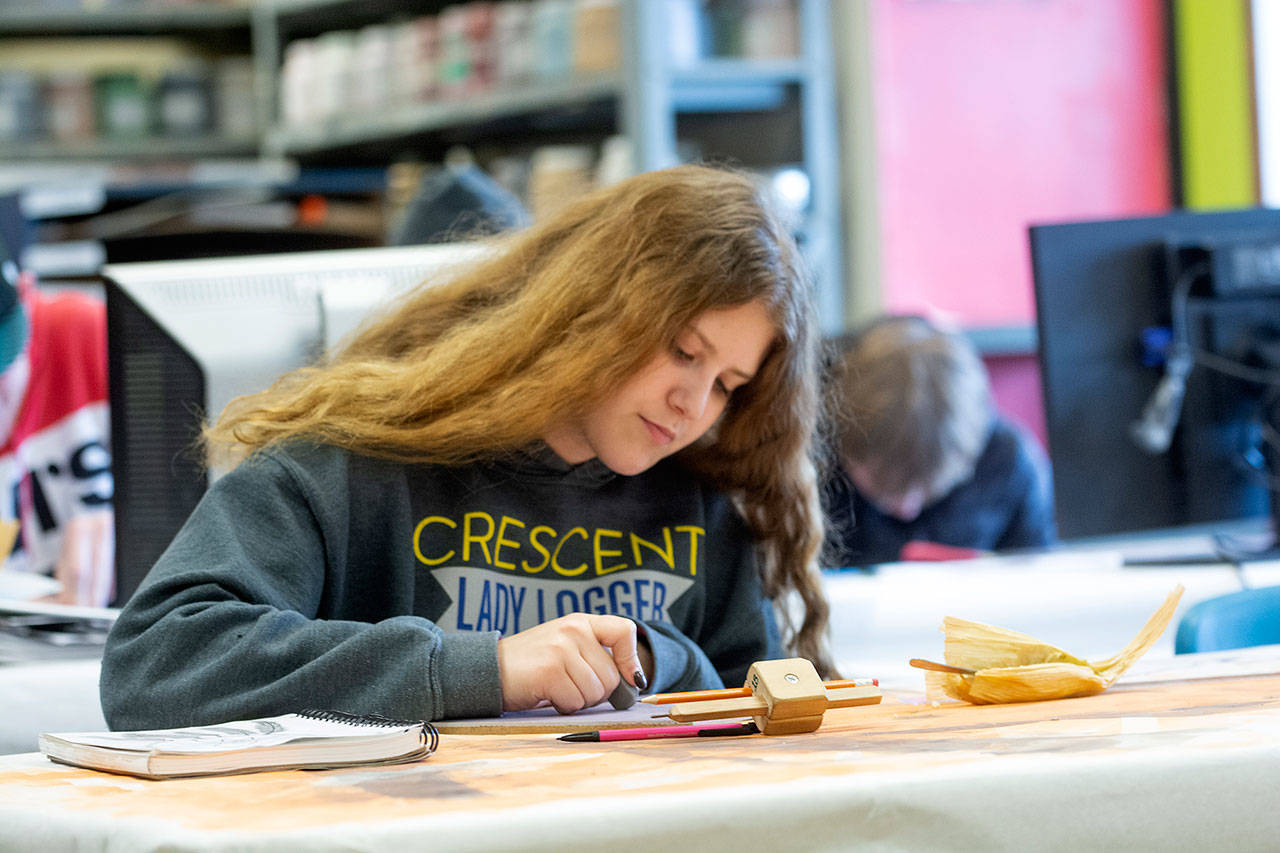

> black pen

[{"left": 558, "top": 721, "right": 760, "bottom": 742}]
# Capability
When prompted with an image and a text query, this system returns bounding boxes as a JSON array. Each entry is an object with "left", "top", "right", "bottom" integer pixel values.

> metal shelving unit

[
  {"left": 0, "top": 3, "right": 252, "bottom": 36},
  {"left": 264, "top": 72, "right": 626, "bottom": 157},
  {"left": 1, "top": 137, "right": 260, "bottom": 162},
  {"left": 255, "top": 0, "right": 843, "bottom": 326},
  {"left": 0, "top": 0, "right": 842, "bottom": 321}
]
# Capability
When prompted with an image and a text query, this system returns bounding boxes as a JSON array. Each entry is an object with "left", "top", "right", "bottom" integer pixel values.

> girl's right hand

[{"left": 496, "top": 613, "right": 646, "bottom": 713}]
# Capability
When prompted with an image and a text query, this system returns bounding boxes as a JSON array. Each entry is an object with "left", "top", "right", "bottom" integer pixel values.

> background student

[
  {"left": 823, "top": 314, "right": 1056, "bottom": 567},
  {"left": 100, "top": 164, "right": 837, "bottom": 731},
  {"left": 0, "top": 243, "right": 113, "bottom": 606}
]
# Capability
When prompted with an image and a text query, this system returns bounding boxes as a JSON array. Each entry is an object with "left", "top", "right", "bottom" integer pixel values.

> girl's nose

[{"left": 669, "top": 374, "right": 713, "bottom": 420}]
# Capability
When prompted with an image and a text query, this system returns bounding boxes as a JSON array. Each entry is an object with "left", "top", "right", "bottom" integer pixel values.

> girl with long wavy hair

[{"left": 100, "top": 164, "right": 836, "bottom": 730}]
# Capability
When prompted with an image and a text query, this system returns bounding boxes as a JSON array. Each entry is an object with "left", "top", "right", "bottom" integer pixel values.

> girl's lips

[{"left": 641, "top": 416, "right": 675, "bottom": 445}]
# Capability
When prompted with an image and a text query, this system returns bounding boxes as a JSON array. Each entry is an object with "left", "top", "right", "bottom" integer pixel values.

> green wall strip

[{"left": 1172, "top": 0, "right": 1258, "bottom": 209}]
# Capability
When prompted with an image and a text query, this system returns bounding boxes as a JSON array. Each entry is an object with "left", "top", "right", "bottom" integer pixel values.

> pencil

[{"left": 639, "top": 677, "right": 878, "bottom": 704}]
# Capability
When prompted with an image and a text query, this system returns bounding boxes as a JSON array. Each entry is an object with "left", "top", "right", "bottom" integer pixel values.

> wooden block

[
  {"left": 747, "top": 658, "right": 828, "bottom": 721},
  {"left": 667, "top": 696, "right": 766, "bottom": 722},
  {"left": 757, "top": 713, "right": 826, "bottom": 735}
]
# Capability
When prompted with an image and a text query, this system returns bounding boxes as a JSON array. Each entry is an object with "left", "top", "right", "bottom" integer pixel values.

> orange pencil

[{"left": 639, "top": 677, "right": 878, "bottom": 704}]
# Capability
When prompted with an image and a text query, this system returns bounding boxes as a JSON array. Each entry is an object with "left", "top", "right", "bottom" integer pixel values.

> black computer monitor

[
  {"left": 1031, "top": 208, "right": 1280, "bottom": 541},
  {"left": 103, "top": 243, "right": 485, "bottom": 605}
]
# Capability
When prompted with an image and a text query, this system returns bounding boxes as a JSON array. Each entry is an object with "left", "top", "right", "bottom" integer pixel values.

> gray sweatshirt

[{"left": 100, "top": 442, "right": 781, "bottom": 730}]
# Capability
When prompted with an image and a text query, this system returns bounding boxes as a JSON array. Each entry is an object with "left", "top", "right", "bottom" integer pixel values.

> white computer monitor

[{"left": 103, "top": 243, "right": 487, "bottom": 604}]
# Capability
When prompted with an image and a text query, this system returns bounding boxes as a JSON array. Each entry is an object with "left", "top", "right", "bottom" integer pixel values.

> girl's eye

[
  {"left": 714, "top": 378, "right": 731, "bottom": 396},
  {"left": 673, "top": 346, "right": 695, "bottom": 362}
]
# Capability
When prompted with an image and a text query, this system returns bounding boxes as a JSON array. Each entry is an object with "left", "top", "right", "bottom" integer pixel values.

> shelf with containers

[
  {"left": 0, "top": 1, "right": 260, "bottom": 163},
  {"left": 255, "top": 0, "right": 844, "bottom": 328},
  {"left": 0, "top": 1, "right": 319, "bottom": 282}
]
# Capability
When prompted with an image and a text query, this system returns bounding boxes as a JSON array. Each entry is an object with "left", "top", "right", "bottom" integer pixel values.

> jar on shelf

[
  {"left": 214, "top": 56, "right": 257, "bottom": 140},
  {"left": 351, "top": 24, "right": 394, "bottom": 114},
  {"left": 157, "top": 63, "right": 214, "bottom": 137},
  {"left": 94, "top": 71, "right": 151, "bottom": 141},
  {"left": 45, "top": 70, "right": 96, "bottom": 143},
  {"left": 0, "top": 70, "right": 43, "bottom": 143},
  {"left": 531, "top": 0, "right": 573, "bottom": 81},
  {"left": 391, "top": 16, "right": 439, "bottom": 107}
]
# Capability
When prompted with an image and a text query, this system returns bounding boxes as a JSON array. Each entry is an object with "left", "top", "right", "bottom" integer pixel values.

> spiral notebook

[{"left": 38, "top": 710, "right": 439, "bottom": 780}]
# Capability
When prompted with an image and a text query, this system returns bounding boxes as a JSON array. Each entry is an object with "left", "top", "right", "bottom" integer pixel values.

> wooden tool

[
  {"left": 908, "top": 658, "right": 976, "bottom": 675},
  {"left": 665, "top": 658, "right": 882, "bottom": 735}
]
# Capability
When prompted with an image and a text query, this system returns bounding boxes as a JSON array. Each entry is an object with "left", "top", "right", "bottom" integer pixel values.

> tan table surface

[{"left": 4, "top": 648, "right": 1280, "bottom": 852}]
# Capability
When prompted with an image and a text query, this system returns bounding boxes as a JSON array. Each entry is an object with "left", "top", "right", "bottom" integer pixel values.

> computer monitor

[
  {"left": 1031, "top": 208, "right": 1280, "bottom": 540},
  {"left": 103, "top": 243, "right": 487, "bottom": 605}
]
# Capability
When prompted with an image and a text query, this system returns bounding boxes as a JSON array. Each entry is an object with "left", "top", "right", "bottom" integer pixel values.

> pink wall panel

[
  {"left": 870, "top": 0, "right": 1173, "bottom": 326},
  {"left": 985, "top": 354, "right": 1047, "bottom": 447}
]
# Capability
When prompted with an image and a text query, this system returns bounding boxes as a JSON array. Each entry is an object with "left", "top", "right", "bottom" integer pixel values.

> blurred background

[{"left": 0, "top": 0, "right": 1273, "bottom": 541}]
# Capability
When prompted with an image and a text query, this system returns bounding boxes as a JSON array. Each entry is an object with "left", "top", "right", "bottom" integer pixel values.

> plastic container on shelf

[
  {"left": 0, "top": 70, "right": 42, "bottom": 142},
  {"left": 45, "top": 70, "right": 96, "bottom": 143},
  {"left": 437, "top": 6, "right": 472, "bottom": 98},
  {"left": 573, "top": 0, "right": 620, "bottom": 73},
  {"left": 94, "top": 71, "right": 151, "bottom": 140},
  {"left": 279, "top": 38, "right": 318, "bottom": 127},
  {"left": 351, "top": 24, "right": 395, "bottom": 114},
  {"left": 494, "top": 1, "right": 534, "bottom": 87},
  {"left": 213, "top": 56, "right": 256, "bottom": 140},
  {"left": 313, "top": 30, "right": 356, "bottom": 122},
  {"left": 531, "top": 0, "right": 574, "bottom": 81},
  {"left": 393, "top": 16, "right": 439, "bottom": 106},
  {"left": 464, "top": 2, "right": 497, "bottom": 94},
  {"left": 740, "top": 0, "right": 798, "bottom": 59},
  {"left": 157, "top": 63, "right": 214, "bottom": 137},
  {"left": 703, "top": 0, "right": 799, "bottom": 59},
  {"left": 438, "top": 3, "right": 495, "bottom": 99}
]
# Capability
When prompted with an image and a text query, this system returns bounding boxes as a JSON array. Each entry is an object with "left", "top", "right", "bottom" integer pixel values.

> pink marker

[{"left": 558, "top": 721, "right": 759, "bottom": 743}]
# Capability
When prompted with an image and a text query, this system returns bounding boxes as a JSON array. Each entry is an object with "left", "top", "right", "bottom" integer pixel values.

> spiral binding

[{"left": 299, "top": 709, "right": 440, "bottom": 754}]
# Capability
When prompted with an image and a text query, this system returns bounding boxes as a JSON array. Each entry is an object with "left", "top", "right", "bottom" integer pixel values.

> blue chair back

[{"left": 1174, "top": 585, "right": 1280, "bottom": 654}]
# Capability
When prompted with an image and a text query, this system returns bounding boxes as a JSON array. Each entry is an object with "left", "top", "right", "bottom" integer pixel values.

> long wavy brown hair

[{"left": 206, "top": 164, "right": 836, "bottom": 677}]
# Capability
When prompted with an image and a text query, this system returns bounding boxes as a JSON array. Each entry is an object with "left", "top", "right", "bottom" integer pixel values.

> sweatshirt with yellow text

[{"left": 100, "top": 441, "right": 780, "bottom": 730}]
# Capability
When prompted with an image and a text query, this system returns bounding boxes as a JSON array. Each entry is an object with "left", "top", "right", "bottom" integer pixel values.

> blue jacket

[{"left": 823, "top": 418, "right": 1057, "bottom": 568}]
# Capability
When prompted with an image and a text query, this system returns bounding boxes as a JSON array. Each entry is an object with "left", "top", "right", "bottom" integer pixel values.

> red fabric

[
  {"left": 4, "top": 290, "right": 107, "bottom": 454},
  {"left": 899, "top": 540, "right": 985, "bottom": 563}
]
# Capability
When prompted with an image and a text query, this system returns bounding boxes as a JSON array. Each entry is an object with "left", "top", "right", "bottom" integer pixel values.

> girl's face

[{"left": 544, "top": 299, "right": 776, "bottom": 476}]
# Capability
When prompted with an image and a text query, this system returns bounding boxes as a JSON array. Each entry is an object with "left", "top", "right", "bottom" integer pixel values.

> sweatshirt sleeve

[
  {"left": 99, "top": 450, "right": 502, "bottom": 731},
  {"left": 639, "top": 495, "right": 782, "bottom": 693}
]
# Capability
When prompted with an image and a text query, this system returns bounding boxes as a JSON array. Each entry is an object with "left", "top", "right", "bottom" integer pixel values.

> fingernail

[{"left": 634, "top": 669, "right": 648, "bottom": 691}]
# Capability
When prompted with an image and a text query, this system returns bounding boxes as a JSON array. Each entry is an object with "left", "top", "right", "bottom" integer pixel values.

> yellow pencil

[{"left": 639, "top": 677, "right": 878, "bottom": 704}]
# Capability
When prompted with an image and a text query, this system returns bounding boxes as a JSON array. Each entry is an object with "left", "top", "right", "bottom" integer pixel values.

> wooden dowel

[{"left": 908, "top": 658, "right": 976, "bottom": 675}]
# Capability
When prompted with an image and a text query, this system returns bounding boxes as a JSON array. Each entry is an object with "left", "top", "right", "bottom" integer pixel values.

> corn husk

[{"left": 925, "top": 585, "right": 1184, "bottom": 705}]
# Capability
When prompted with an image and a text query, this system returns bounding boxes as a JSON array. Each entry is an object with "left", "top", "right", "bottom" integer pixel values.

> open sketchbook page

[
  {"left": 435, "top": 701, "right": 746, "bottom": 735},
  {"left": 50, "top": 713, "right": 417, "bottom": 753},
  {"left": 39, "top": 711, "right": 436, "bottom": 779}
]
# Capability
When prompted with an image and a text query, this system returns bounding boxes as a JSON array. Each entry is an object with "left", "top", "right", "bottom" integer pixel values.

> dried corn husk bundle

[{"left": 925, "top": 585, "right": 1184, "bottom": 704}]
